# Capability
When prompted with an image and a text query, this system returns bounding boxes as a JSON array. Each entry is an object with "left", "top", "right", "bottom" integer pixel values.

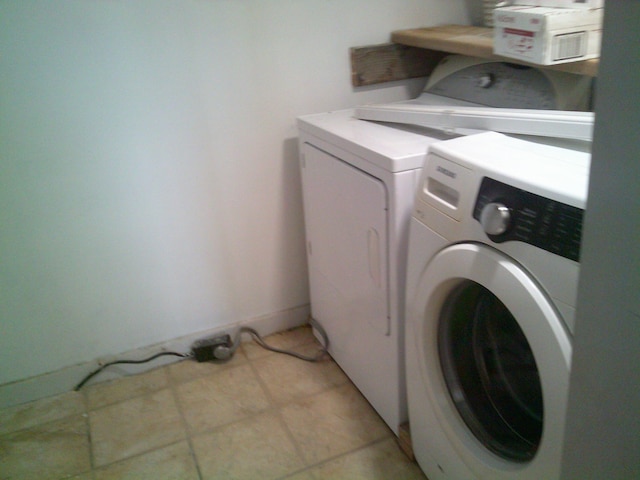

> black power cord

[
  {"left": 74, "top": 317, "right": 329, "bottom": 390},
  {"left": 73, "top": 351, "right": 189, "bottom": 391}
]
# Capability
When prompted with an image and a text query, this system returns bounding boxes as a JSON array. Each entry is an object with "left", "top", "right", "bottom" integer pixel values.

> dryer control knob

[
  {"left": 477, "top": 73, "right": 495, "bottom": 88},
  {"left": 480, "top": 202, "right": 511, "bottom": 236}
]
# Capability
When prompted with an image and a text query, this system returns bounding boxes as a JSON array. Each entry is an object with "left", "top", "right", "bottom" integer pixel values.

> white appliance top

[
  {"left": 297, "top": 109, "right": 453, "bottom": 173},
  {"left": 298, "top": 55, "right": 593, "bottom": 173},
  {"left": 429, "top": 131, "right": 590, "bottom": 208}
]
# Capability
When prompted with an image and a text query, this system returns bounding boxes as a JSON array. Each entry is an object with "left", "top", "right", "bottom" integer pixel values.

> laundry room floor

[{"left": 0, "top": 325, "right": 426, "bottom": 479}]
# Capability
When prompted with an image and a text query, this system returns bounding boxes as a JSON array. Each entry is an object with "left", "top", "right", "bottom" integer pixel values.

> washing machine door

[{"left": 410, "top": 242, "right": 571, "bottom": 479}]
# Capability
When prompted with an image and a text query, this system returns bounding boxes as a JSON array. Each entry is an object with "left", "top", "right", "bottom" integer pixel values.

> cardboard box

[
  {"left": 511, "top": 0, "right": 604, "bottom": 9},
  {"left": 493, "top": 6, "right": 603, "bottom": 65}
]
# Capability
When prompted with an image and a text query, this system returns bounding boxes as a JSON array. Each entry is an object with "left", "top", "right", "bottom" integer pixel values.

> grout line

[
  {"left": 86, "top": 375, "right": 191, "bottom": 473},
  {"left": 80, "top": 388, "right": 98, "bottom": 474},
  {"left": 247, "top": 356, "right": 312, "bottom": 464},
  {"left": 167, "top": 365, "right": 205, "bottom": 480},
  {"left": 89, "top": 439, "right": 188, "bottom": 476},
  {"left": 245, "top": 327, "right": 342, "bottom": 476},
  {"left": 245, "top": 340, "right": 394, "bottom": 476},
  {"left": 297, "top": 435, "right": 397, "bottom": 474},
  {"left": 0, "top": 391, "right": 86, "bottom": 438},
  {"left": 82, "top": 364, "right": 172, "bottom": 412},
  {"left": 172, "top": 361, "right": 277, "bottom": 437}
]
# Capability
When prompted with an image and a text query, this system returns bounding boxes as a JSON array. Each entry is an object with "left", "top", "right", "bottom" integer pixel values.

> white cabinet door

[{"left": 301, "top": 143, "right": 389, "bottom": 365}]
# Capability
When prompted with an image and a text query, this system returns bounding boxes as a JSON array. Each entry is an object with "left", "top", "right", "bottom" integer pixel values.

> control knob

[
  {"left": 476, "top": 73, "right": 495, "bottom": 89},
  {"left": 480, "top": 202, "right": 511, "bottom": 236}
]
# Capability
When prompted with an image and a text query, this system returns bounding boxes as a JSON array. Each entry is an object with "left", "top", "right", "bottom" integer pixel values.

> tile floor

[{"left": 0, "top": 326, "right": 427, "bottom": 479}]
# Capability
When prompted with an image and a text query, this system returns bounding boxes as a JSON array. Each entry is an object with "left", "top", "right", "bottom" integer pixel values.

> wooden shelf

[{"left": 391, "top": 25, "right": 598, "bottom": 77}]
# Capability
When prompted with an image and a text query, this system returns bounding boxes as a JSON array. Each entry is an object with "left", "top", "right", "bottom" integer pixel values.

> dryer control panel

[
  {"left": 423, "top": 55, "right": 593, "bottom": 111},
  {"left": 473, "top": 177, "right": 584, "bottom": 262}
]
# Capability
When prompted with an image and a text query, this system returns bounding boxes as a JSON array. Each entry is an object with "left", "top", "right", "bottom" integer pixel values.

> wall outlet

[{"left": 191, "top": 334, "right": 233, "bottom": 362}]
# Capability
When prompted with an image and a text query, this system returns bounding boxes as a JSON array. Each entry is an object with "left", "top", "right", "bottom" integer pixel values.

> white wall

[
  {"left": 0, "top": 1, "right": 469, "bottom": 396},
  {"left": 561, "top": 2, "right": 640, "bottom": 478}
]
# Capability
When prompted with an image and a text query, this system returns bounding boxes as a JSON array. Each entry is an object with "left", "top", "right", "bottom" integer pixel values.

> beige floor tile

[
  {"left": 166, "top": 351, "right": 247, "bottom": 385},
  {"left": 0, "top": 390, "right": 85, "bottom": 435},
  {"left": 280, "top": 383, "right": 391, "bottom": 465},
  {"left": 84, "top": 367, "right": 168, "bottom": 411},
  {"left": 241, "top": 325, "right": 319, "bottom": 360},
  {"left": 175, "top": 364, "right": 271, "bottom": 434},
  {"left": 256, "top": 343, "right": 348, "bottom": 404},
  {"left": 309, "top": 437, "right": 427, "bottom": 479},
  {"left": 0, "top": 414, "right": 91, "bottom": 480},
  {"left": 89, "top": 389, "right": 185, "bottom": 467},
  {"left": 192, "top": 411, "right": 305, "bottom": 480},
  {"left": 94, "top": 440, "right": 198, "bottom": 480},
  {"left": 0, "top": 326, "right": 410, "bottom": 480}
]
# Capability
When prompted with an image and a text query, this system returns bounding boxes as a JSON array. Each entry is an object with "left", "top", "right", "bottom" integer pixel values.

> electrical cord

[
  {"left": 211, "top": 316, "right": 328, "bottom": 362},
  {"left": 73, "top": 351, "right": 190, "bottom": 391},
  {"left": 73, "top": 317, "right": 329, "bottom": 390},
  {"left": 230, "top": 317, "right": 328, "bottom": 362}
]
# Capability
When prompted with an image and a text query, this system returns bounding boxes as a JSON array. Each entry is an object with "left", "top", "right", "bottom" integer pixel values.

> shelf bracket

[{"left": 350, "top": 43, "right": 446, "bottom": 87}]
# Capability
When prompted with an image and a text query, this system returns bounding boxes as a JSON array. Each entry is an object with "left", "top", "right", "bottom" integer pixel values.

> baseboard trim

[{"left": 0, "top": 304, "right": 310, "bottom": 409}]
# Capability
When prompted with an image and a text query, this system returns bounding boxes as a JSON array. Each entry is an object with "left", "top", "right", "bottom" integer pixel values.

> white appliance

[
  {"left": 297, "top": 55, "right": 590, "bottom": 435},
  {"left": 405, "top": 131, "right": 589, "bottom": 479}
]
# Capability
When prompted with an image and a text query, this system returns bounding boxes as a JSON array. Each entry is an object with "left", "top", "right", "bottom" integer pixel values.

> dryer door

[
  {"left": 301, "top": 143, "right": 398, "bottom": 432},
  {"left": 408, "top": 242, "right": 571, "bottom": 479},
  {"left": 301, "top": 143, "right": 390, "bottom": 337}
]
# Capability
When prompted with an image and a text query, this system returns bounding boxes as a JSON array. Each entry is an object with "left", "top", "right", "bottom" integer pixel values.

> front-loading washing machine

[
  {"left": 405, "top": 131, "right": 590, "bottom": 479},
  {"left": 298, "top": 55, "right": 591, "bottom": 435}
]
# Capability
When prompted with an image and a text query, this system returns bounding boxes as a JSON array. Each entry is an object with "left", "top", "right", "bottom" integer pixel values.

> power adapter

[{"left": 191, "top": 334, "right": 234, "bottom": 362}]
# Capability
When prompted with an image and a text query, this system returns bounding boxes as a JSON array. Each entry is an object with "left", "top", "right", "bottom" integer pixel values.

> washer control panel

[{"left": 473, "top": 177, "right": 584, "bottom": 262}]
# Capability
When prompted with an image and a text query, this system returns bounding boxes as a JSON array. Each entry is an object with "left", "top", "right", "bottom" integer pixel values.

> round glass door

[{"left": 438, "top": 280, "right": 543, "bottom": 462}]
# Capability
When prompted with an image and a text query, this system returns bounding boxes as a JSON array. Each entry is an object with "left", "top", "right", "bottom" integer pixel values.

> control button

[
  {"left": 515, "top": 225, "right": 533, "bottom": 234},
  {"left": 477, "top": 73, "right": 495, "bottom": 89},
  {"left": 480, "top": 202, "right": 511, "bottom": 236},
  {"left": 517, "top": 218, "right": 536, "bottom": 228}
]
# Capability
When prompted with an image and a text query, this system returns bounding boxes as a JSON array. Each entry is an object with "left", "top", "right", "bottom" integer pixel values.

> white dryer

[
  {"left": 298, "top": 55, "right": 591, "bottom": 435},
  {"left": 405, "top": 132, "right": 590, "bottom": 479}
]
